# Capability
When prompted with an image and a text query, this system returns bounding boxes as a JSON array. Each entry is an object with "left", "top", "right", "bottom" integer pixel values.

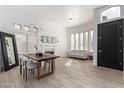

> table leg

[
  {"left": 51, "top": 59, "right": 54, "bottom": 73},
  {"left": 37, "top": 59, "right": 55, "bottom": 79},
  {"left": 37, "top": 62, "right": 41, "bottom": 79}
]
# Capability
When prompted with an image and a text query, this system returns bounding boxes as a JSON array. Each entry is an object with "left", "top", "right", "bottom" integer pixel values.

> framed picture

[
  {"left": 48, "top": 36, "right": 52, "bottom": 43},
  {"left": 24, "top": 25, "right": 30, "bottom": 32},
  {"left": 41, "top": 36, "right": 48, "bottom": 43},
  {"left": 32, "top": 27, "right": 38, "bottom": 32},
  {"left": 14, "top": 23, "right": 21, "bottom": 30}
]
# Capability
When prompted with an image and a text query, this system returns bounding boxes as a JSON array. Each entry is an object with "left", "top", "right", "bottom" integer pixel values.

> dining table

[{"left": 23, "top": 53, "right": 60, "bottom": 79}]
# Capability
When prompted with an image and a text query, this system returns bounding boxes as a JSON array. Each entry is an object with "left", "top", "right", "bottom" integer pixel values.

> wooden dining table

[{"left": 24, "top": 53, "right": 60, "bottom": 79}]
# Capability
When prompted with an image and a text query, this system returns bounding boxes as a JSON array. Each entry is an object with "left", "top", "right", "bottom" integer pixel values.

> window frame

[
  {"left": 71, "top": 33, "right": 75, "bottom": 50},
  {"left": 83, "top": 31, "right": 89, "bottom": 51},
  {"left": 75, "top": 33, "right": 79, "bottom": 50},
  {"left": 80, "top": 32, "right": 84, "bottom": 50},
  {"left": 89, "top": 30, "right": 94, "bottom": 52},
  {"left": 99, "top": 6, "right": 121, "bottom": 23},
  {"left": 70, "top": 30, "right": 94, "bottom": 51}
]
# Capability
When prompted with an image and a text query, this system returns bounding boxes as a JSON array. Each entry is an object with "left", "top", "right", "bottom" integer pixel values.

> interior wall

[
  {"left": 0, "top": 6, "right": 67, "bottom": 57},
  {"left": 66, "top": 22, "right": 93, "bottom": 51},
  {"left": 0, "top": 6, "right": 39, "bottom": 55},
  {"left": 36, "top": 20, "right": 67, "bottom": 56},
  {"left": 0, "top": 6, "right": 36, "bottom": 34}
]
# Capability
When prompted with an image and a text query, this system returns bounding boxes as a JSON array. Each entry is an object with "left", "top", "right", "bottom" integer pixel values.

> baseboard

[{"left": 93, "top": 62, "right": 97, "bottom": 66}]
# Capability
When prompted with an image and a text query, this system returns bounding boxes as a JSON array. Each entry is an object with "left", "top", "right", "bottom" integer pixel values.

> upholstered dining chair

[
  {"left": 44, "top": 51, "right": 55, "bottom": 72},
  {"left": 19, "top": 56, "right": 38, "bottom": 81},
  {"left": 19, "top": 55, "right": 25, "bottom": 76}
]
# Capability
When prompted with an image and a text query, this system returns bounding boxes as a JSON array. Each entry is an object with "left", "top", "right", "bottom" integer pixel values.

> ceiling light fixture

[
  {"left": 69, "top": 18, "right": 73, "bottom": 22},
  {"left": 69, "top": 18, "right": 73, "bottom": 21}
]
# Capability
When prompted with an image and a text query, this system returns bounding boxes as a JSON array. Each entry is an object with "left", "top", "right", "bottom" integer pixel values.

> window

[
  {"left": 75, "top": 33, "right": 79, "bottom": 50},
  {"left": 80, "top": 32, "right": 83, "bottom": 50},
  {"left": 27, "top": 35, "right": 37, "bottom": 53},
  {"left": 71, "top": 34, "right": 74, "bottom": 50},
  {"left": 15, "top": 33, "right": 26, "bottom": 54},
  {"left": 84, "top": 32, "right": 88, "bottom": 50},
  {"left": 15, "top": 33, "right": 37, "bottom": 54},
  {"left": 100, "top": 6, "right": 120, "bottom": 22},
  {"left": 89, "top": 31, "right": 93, "bottom": 52},
  {"left": 70, "top": 31, "right": 93, "bottom": 51},
  {"left": 14, "top": 23, "right": 21, "bottom": 30}
]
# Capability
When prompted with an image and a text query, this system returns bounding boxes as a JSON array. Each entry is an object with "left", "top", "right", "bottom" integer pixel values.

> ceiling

[{"left": 5, "top": 5, "right": 102, "bottom": 27}]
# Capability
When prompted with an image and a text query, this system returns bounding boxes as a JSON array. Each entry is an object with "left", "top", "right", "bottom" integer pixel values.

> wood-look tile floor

[{"left": 0, "top": 57, "right": 124, "bottom": 88}]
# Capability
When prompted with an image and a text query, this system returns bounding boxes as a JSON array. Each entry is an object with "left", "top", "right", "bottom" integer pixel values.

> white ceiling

[{"left": 5, "top": 5, "right": 101, "bottom": 27}]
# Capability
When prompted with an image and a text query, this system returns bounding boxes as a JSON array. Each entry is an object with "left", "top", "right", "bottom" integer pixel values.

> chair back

[{"left": 45, "top": 51, "right": 54, "bottom": 55}]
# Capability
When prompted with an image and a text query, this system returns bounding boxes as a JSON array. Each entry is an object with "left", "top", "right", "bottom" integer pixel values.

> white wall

[
  {"left": 0, "top": 6, "right": 39, "bottom": 54},
  {"left": 66, "top": 22, "right": 93, "bottom": 51},
  {"left": 36, "top": 20, "right": 67, "bottom": 56},
  {"left": 0, "top": 6, "right": 67, "bottom": 57},
  {"left": 0, "top": 6, "right": 36, "bottom": 34}
]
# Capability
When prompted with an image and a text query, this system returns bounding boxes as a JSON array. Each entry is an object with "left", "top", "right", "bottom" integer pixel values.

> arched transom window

[{"left": 100, "top": 6, "right": 121, "bottom": 22}]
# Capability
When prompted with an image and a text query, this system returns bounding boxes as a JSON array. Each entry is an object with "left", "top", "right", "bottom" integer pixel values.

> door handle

[
  {"left": 119, "top": 62, "right": 122, "bottom": 65},
  {"left": 98, "top": 50, "right": 102, "bottom": 52},
  {"left": 120, "top": 37, "right": 122, "bottom": 40},
  {"left": 98, "top": 37, "right": 102, "bottom": 39},
  {"left": 120, "top": 50, "right": 122, "bottom": 53}
]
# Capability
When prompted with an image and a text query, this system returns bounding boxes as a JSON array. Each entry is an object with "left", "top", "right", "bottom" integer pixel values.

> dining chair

[
  {"left": 23, "top": 60, "right": 38, "bottom": 81},
  {"left": 19, "top": 55, "right": 25, "bottom": 76},
  {"left": 44, "top": 52, "right": 55, "bottom": 72},
  {"left": 19, "top": 57, "right": 38, "bottom": 81},
  {"left": 19, "top": 57, "right": 23, "bottom": 76},
  {"left": 44, "top": 59, "right": 51, "bottom": 72}
]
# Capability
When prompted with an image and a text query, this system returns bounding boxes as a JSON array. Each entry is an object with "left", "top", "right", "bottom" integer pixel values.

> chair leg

[
  {"left": 22, "top": 62, "right": 25, "bottom": 78},
  {"left": 20, "top": 58, "right": 22, "bottom": 76},
  {"left": 23, "top": 68, "right": 25, "bottom": 78},
  {"left": 31, "top": 69, "right": 33, "bottom": 74},
  {"left": 25, "top": 68, "right": 27, "bottom": 82},
  {"left": 32, "top": 69, "right": 34, "bottom": 75},
  {"left": 20, "top": 65, "right": 22, "bottom": 76}
]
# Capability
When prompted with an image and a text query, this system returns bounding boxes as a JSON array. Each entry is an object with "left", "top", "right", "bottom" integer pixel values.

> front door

[{"left": 98, "top": 19, "right": 123, "bottom": 70}]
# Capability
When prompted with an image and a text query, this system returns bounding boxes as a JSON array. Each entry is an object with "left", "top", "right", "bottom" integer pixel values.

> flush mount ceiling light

[
  {"left": 69, "top": 18, "right": 73, "bottom": 22},
  {"left": 69, "top": 18, "right": 73, "bottom": 21}
]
